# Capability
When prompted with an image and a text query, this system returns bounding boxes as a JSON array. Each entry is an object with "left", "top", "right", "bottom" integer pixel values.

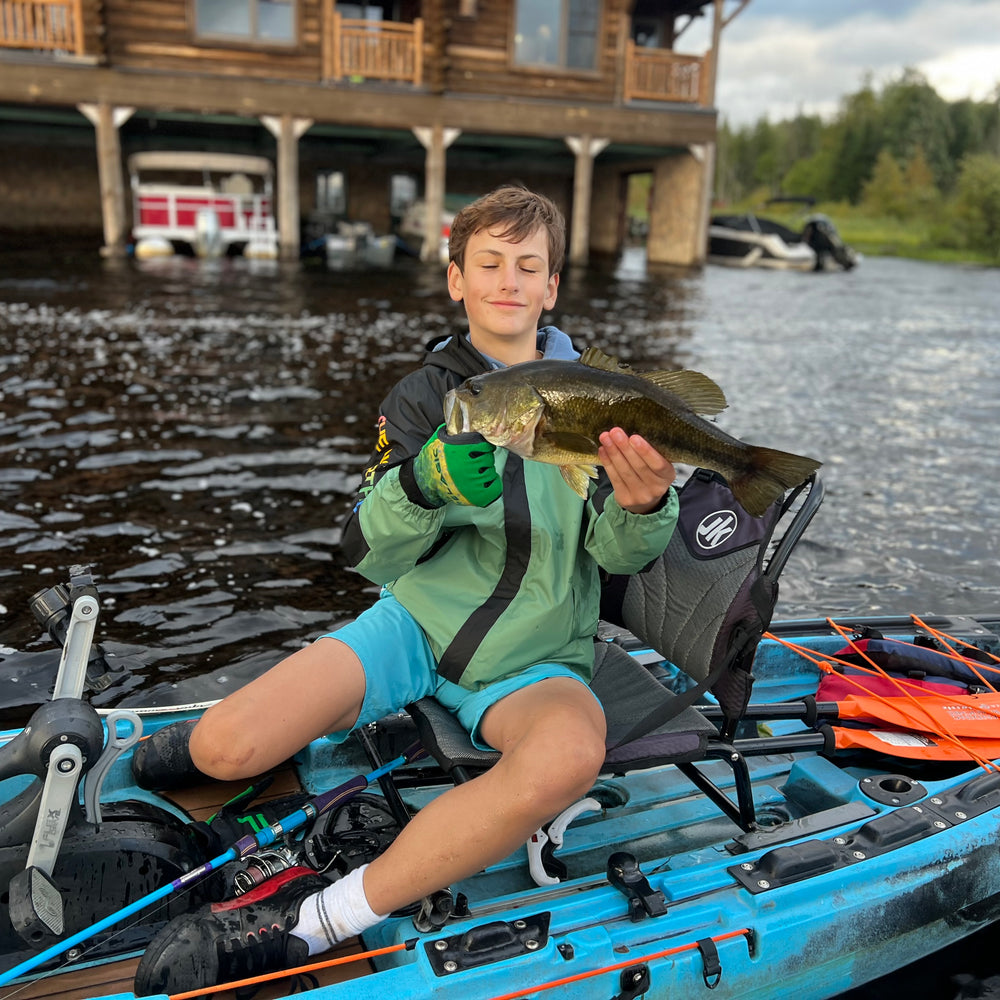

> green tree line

[{"left": 715, "top": 70, "right": 1000, "bottom": 262}]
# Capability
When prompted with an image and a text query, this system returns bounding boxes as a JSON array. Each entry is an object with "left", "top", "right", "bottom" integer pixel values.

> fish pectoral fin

[
  {"left": 546, "top": 430, "right": 600, "bottom": 454},
  {"left": 559, "top": 464, "right": 598, "bottom": 498},
  {"left": 642, "top": 369, "right": 728, "bottom": 416}
]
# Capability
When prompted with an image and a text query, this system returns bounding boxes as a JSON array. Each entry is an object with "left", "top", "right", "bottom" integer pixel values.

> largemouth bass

[{"left": 443, "top": 346, "right": 821, "bottom": 517}]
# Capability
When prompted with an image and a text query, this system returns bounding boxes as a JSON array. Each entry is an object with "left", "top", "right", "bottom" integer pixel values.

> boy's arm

[
  {"left": 341, "top": 377, "right": 500, "bottom": 582},
  {"left": 341, "top": 383, "right": 448, "bottom": 580}
]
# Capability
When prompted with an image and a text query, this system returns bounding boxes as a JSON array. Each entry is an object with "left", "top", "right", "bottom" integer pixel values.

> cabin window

[
  {"left": 513, "top": 0, "right": 600, "bottom": 71},
  {"left": 194, "top": 0, "right": 296, "bottom": 44}
]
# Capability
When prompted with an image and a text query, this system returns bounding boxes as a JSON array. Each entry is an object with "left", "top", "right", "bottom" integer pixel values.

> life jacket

[{"left": 816, "top": 631, "right": 998, "bottom": 703}]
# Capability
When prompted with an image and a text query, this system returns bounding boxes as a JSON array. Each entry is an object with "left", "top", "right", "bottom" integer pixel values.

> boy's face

[{"left": 447, "top": 225, "right": 559, "bottom": 347}]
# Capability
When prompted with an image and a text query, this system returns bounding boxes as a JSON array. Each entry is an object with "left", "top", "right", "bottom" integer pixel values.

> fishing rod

[{"left": 0, "top": 741, "right": 427, "bottom": 990}]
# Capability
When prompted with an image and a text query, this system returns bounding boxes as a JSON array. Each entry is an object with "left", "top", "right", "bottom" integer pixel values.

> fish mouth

[{"left": 443, "top": 390, "right": 470, "bottom": 434}]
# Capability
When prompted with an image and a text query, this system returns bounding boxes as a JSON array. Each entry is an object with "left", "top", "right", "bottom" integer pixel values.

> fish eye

[{"left": 469, "top": 382, "right": 483, "bottom": 396}]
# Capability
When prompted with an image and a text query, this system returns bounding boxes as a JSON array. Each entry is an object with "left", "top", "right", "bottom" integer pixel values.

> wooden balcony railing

[
  {"left": 623, "top": 43, "right": 706, "bottom": 105},
  {"left": 0, "top": 0, "right": 83, "bottom": 55},
  {"left": 322, "top": 6, "right": 423, "bottom": 86}
]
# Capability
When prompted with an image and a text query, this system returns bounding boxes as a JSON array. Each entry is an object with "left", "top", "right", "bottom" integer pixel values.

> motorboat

[
  {"left": 708, "top": 210, "right": 858, "bottom": 272},
  {"left": 323, "top": 222, "right": 398, "bottom": 268}
]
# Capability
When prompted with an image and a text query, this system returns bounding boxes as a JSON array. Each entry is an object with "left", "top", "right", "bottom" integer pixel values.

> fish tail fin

[{"left": 729, "top": 447, "right": 822, "bottom": 518}]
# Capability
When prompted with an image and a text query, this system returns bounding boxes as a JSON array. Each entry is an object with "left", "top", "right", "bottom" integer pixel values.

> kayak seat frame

[{"left": 405, "top": 472, "right": 825, "bottom": 837}]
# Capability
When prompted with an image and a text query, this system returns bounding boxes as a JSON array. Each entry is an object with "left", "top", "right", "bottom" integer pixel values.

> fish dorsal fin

[
  {"left": 579, "top": 346, "right": 727, "bottom": 416},
  {"left": 644, "top": 369, "right": 727, "bottom": 415},
  {"left": 579, "top": 346, "right": 633, "bottom": 374}
]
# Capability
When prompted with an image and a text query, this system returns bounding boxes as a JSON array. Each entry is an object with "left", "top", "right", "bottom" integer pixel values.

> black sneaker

[
  {"left": 134, "top": 867, "right": 333, "bottom": 996},
  {"left": 131, "top": 720, "right": 203, "bottom": 790}
]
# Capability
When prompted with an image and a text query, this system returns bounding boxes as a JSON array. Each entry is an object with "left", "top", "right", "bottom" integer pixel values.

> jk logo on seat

[{"left": 696, "top": 510, "right": 738, "bottom": 549}]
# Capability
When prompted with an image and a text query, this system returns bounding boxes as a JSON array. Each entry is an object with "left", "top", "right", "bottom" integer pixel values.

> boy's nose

[{"left": 498, "top": 264, "right": 519, "bottom": 290}]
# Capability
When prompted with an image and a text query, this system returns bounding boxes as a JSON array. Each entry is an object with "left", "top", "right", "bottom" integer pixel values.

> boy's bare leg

[
  {"left": 362, "top": 677, "right": 606, "bottom": 915},
  {"left": 189, "top": 637, "right": 366, "bottom": 780},
  {"left": 191, "top": 656, "right": 606, "bottom": 918}
]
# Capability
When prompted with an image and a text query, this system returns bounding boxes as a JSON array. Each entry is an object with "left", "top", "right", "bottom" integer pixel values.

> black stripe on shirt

[{"left": 436, "top": 455, "right": 531, "bottom": 684}]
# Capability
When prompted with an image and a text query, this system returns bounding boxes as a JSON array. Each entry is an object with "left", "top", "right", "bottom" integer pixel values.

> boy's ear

[
  {"left": 544, "top": 271, "right": 559, "bottom": 309},
  {"left": 447, "top": 260, "right": 465, "bottom": 302}
]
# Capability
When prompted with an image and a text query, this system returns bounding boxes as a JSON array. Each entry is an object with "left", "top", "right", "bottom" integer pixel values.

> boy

[{"left": 135, "top": 185, "right": 678, "bottom": 994}]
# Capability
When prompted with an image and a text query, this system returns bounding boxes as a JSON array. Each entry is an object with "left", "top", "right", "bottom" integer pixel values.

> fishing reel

[
  {"left": 204, "top": 790, "right": 403, "bottom": 901},
  {"left": 231, "top": 845, "right": 302, "bottom": 896},
  {"left": 302, "top": 792, "right": 401, "bottom": 877}
]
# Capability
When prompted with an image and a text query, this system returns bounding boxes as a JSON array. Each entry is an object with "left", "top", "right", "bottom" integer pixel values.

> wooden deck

[
  {"left": 322, "top": 6, "right": 424, "bottom": 85},
  {"left": 12, "top": 767, "right": 375, "bottom": 1000},
  {"left": 0, "top": 0, "right": 83, "bottom": 55}
]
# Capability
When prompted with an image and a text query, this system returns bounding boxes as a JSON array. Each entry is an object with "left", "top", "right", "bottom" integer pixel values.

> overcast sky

[{"left": 677, "top": 0, "right": 1000, "bottom": 127}]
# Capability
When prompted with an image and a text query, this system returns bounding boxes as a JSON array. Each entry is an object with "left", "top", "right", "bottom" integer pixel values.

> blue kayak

[{"left": 3, "top": 585, "right": 1000, "bottom": 1000}]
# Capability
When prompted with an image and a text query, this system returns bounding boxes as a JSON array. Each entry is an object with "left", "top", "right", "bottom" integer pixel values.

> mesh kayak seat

[{"left": 407, "top": 470, "right": 824, "bottom": 835}]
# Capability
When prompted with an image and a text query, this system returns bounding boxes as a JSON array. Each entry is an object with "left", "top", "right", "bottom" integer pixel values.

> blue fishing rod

[{"left": 0, "top": 741, "right": 427, "bottom": 989}]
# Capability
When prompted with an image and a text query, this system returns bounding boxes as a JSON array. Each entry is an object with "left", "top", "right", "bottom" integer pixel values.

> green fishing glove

[{"left": 414, "top": 425, "right": 501, "bottom": 507}]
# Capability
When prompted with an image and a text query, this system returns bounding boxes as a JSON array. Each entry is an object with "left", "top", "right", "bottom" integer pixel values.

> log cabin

[{"left": 0, "top": 0, "right": 748, "bottom": 264}]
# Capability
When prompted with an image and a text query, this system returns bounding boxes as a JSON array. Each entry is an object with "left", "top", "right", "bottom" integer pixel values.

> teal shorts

[{"left": 318, "top": 592, "right": 596, "bottom": 750}]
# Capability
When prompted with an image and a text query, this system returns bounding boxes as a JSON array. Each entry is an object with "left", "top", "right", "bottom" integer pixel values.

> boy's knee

[
  {"left": 189, "top": 707, "right": 261, "bottom": 781},
  {"left": 515, "top": 727, "right": 605, "bottom": 810},
  {"left": 559, "top": 734, "right": 606, "bottom": 795}
]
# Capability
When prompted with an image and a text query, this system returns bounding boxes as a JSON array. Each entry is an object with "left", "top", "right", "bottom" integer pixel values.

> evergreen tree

[
  {"left": 827, "top": 83, "right": 883, "bottom": 202},
  {"left": 954, "top": 154, "right": 1000, "bottom": 259},
  {"left": 862, "top": 149, "right": 907, "bottom": 218},
  {"left": 880, "top": 69, "right": 955, "bottom": 190}
]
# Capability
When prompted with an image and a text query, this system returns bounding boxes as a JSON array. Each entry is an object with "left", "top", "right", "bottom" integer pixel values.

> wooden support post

[
  {"left": 565, "top": 135, "right": 609, "bottom": 267},
  {"left": 261, "top": 114, "right": 313, "bottom": 259},
  {"left": 77, "top": 103, "right": 134, "bottom": 257},
  {"left": 693, "top": 0, "right": 729, "bottom": 268},
  {"left": 413, "top": 125, "right": 460, "bottom": 263},
  {"left": 647, "top": 148, "right": 707, "bottom": 267}
]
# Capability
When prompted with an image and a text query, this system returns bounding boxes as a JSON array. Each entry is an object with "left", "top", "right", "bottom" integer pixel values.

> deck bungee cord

[
  {"left": 910, "top": 614, "right": 1000, "bottom": 688},
  {"left": 484, "top": 928, "right": 753, "bottom": 1000},
  {"left": 169, "top": 939, "right": 417, "bottom": 1000},
  {"left": 162, "top": 925, "right": 753, "bottom": 1000},
  {"left": 0, "top": 742, "right": 427, "bottom": 991},
  {"left": 828, "top": 619, "right": 1000, "bottom": 735}
]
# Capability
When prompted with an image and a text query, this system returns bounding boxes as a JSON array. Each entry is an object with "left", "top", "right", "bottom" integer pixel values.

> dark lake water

[{"left": 1, "top": 241, "right": 1000, "bottom": 995}]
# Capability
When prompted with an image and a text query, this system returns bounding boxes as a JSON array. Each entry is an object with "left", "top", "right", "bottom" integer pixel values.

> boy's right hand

[{"left": 414, "top": 425, "right": 501, "bottom": 507}]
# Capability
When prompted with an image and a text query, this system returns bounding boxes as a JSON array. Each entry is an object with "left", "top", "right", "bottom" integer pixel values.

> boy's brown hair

[{"left": 448, "top": 185, "right": 566, "bottom": 276}]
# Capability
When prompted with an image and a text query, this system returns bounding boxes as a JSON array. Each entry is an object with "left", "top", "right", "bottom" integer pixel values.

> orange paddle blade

[
  {"left": 834, "top": 691, "right": 1000, "bottom": 739},
  {"left": 830, "top": 725, "right": 1000, "bottom": 763}
]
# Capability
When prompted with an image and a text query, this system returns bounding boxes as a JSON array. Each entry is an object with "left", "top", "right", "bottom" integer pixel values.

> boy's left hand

[{"left": 598, "top": 429, "right": 676, "bottom": 514}]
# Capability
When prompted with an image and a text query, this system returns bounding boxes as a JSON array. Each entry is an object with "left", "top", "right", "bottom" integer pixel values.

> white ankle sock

[{"left": 294, "top": 864, "right": 387, "bottom": 956}]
